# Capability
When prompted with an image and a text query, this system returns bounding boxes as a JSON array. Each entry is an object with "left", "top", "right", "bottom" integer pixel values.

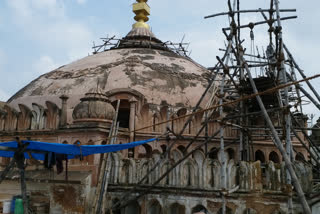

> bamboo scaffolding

[{"left": 205, "top": 9, "right": 296, "bottom": 19}]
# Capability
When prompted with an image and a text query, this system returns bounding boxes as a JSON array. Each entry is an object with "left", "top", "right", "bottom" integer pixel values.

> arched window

[
  {"left": 112, "top": 100, "right": 130, "bottom": 128},
  {"left": 148, "top": 200, "right": 162, "bottom": 214},
  {"left": 209, "top": 148, "right": 218, "bottom": 160},
  {"left": 295, "top": 152, "right": 305, "bottom": 162},
  {"left": 227, "top": 148, "right": 235, "bottom": 160},
  {"left": 169, "top": 203, "right": 185, "bottom": 214},
  {"left": 255, "top": 150, "right": 265, "bottom": 163},
  {"left": 192, "top": 205, "right": 208, "bottom": 214},
  {"left": 269, "top": 151, "right": 280, "bottom": 163}
]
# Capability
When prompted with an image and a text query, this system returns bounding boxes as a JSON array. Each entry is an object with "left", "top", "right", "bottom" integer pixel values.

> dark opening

[
  {"left": 255, "top": 150, "right": 265, "bottom": 163},
  {"left": 218, "top": 207, "right": 233, "bottom": 214},
  {"left": 161, "top": 145, "right": 167, "bottom": 154},
  {"left": 295, "top": 152, "right": 305, "bottom": 162},
  {"left": 169, "top": 203, "right": 185, "bottom": 214},
  {"left": 177, "top": 145, "right": 186, "bottom": 155},
  {"left": 192, "top": 205, "right": 208, "bottom": 214},
  {"left": 209, "top": 148, "right": 218, "bottom": 160},
  {"left": 269, "top": 151, "right": 280, "bottom": 163},
  {"left": 112, "top": 100, "right": 130, "bottom": 128},
  {"left": 227, "top": 148, "right": 235, "bottom": 160}
]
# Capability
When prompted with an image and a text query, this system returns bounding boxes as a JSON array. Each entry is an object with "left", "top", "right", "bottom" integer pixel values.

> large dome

[{"left": 8, "top": 30, "right": 211, "bottom": 111}]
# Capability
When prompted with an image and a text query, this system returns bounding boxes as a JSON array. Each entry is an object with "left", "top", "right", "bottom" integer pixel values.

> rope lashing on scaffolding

[{"left": 131, "top": 74, "right": 320, "bottom": 133}]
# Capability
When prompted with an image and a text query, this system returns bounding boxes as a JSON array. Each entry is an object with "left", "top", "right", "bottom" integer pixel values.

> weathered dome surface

[
  {"left": 8, "top": 45, "right": 211, "bottom": 111},
  {"left": 72, "top": 92, "right": 115, "bottom": 122}
]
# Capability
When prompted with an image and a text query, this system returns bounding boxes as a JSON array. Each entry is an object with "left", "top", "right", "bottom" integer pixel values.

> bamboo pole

[
  {"left": 219, "top": 73, "right": 227, "bottom": 214},
  {"left": 284, "top": 44, "right": 320, "bottom": 103},
  {"left": 242, "top": 56, "right": 312, "bottom": 214},
  {"left": 92, "top": 100, "right": 120, "bottom": 213},
  {"left": 205, "top": 9, "right": 296, "bottom": 19},
  {"left": 223, "top": 16, "right": 297, "bottom": 31},
  {"left": 273, "top": 1, "right": 294, "bottom": 212}
]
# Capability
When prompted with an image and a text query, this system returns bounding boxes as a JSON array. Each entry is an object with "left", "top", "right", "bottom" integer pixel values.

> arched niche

[
  {"left": 160, "top": 145, "right": 167, "bottom": 154},
  {"left": 255, "top": 150, "right": 265, "bottom": 163},
  {"left": 226, "top": 148, "right": 235, "bottom": 160},
  {"left": 124, "top": 201, "right": 140, "bottom": 214},
  {"left": 209, "top": 147, "right": 218, "bottom": 160},
  {"left": 147, "top": 200, "right": 162, "bottom": 214},
  {"left": 138, "top": 144, "right": 152, "bottom": 158},
  {"left": 269, "top": 151, "right": 280, "bottom": 163},
  {"left": 192, "top": 205, "right": 209, "bottom": 214},
  {"left": 177, "top": 145, "right": 186, "bottom": 155},
  {"left": 243, "top": 208, "right": 257, "bottom": 214},
  {"left": 295, "top": 152, "right": 305, "bottom": 162},
  {"left": 169, "top": 203, "right": 185, "bottom": 214},
  {"left": 218, "top": 206, "right": 233, "bottom": 214},
  {"left": 108, "top": 198, "right": 121, "bottom": 214}
]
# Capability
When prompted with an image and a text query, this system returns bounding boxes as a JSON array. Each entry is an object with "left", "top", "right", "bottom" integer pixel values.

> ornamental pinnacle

[{"left": 132, "top": 0, "right": 150, "bottom": 29}]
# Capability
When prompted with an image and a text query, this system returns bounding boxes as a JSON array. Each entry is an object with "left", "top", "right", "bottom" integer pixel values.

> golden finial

[{"left": 132, "top": 0, "right": 150, "bottom": 29}]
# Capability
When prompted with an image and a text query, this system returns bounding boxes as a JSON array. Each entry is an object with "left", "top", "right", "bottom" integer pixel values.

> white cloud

[
  {"left": 32, "top": 56, "right": 58, "bottom": 74},
  {"left": 6, "top": 0, "right": 93, "bottom": 62}
]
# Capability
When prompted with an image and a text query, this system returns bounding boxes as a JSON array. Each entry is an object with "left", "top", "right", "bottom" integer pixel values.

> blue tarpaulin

[{"left": 0, "top": 138, "right": 157, "bottom": 160}]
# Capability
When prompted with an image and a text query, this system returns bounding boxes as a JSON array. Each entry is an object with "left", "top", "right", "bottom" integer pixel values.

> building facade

[{"left": 0, "top": 1, "right": 316, "bottom": 213}]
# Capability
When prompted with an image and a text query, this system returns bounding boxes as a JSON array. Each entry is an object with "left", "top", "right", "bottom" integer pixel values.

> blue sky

[{"left": 0, "top": 0, "right": 319, "bottom": 121}]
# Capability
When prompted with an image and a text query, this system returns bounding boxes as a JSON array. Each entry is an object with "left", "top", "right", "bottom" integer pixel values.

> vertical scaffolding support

[
  {"left": 274, "top": 1, "right": 293, "bottom": 212},
  {"left": 219, "top": 74, "right": 227, "bottom": 214},
  {"left": 242, "top": 53, "right": 312, "bottom": 214}
]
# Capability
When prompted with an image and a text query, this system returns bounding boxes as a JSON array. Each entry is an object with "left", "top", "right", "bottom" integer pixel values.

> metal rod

[
  {"left": 205, "top": 9, "right": 296, "bottom": 19},
  {"left": 223, "top": 16, "right": 297, "bottom": 31}
]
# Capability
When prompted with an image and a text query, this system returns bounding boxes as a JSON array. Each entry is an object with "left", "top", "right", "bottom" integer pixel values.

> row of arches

[
  {"left": 255, "top": 150, "right": 306, "bottom": 163},
  {"left": 110, "top": 198, "right": 285, "bottom": 214},
  {"left": 135, "top": 103, "right": 237, "bottom": 138},
  {"left": 0, "top": 102, "right": 60, "bottom": 132}
]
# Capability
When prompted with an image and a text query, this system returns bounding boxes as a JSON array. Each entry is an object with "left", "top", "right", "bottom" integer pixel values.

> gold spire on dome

[{"left": 132, "top": 0, "right": 150, "bottom": 29}]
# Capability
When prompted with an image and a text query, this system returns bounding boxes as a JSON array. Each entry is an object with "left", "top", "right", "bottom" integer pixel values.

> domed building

[{"left": 0, "top": 1, "right": 314, "bottom": 214}]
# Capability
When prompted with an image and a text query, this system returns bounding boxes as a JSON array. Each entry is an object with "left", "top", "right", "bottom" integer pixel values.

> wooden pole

[
  {"left": 284, "top": 44, "right": 320, "bottom": 104},
  {"left": 93, "top": 100, "right": 120, "bottom": 214},
  {"left": 219, "top": 74, "right": 227, "bottom": 214},
  {"left": 0, "top": 158, "right": 15, "bottom": 184},
  {"left": 242, "top": 56, "right": 312, "bottom": 214},
  {"left": 205, "top": 8, "right": 296, "bottom": 19}
]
